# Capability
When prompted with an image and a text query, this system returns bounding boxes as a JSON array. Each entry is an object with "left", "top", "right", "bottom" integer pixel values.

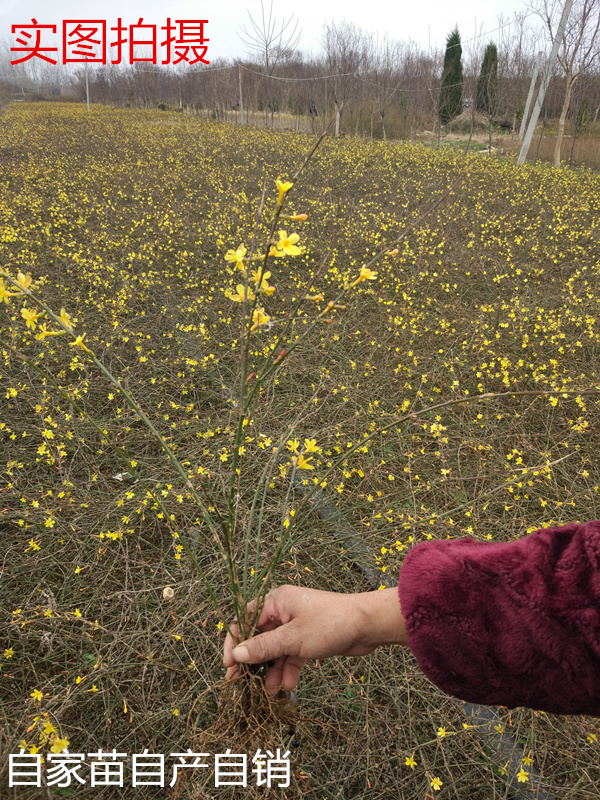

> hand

[{"left": 223, "top": 585, "right": 407, "bottom": 695}]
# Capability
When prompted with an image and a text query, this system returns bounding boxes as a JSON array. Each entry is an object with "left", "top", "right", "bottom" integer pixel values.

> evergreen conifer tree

[
  {"left": 575, "top": 98, "right": 591, "bottom": 134},
  {"left": 476, "top": 43, "right": 498, "bottom": 115},
  {"left": 438, "top": 27, "right": 463, "bottom": 124}
]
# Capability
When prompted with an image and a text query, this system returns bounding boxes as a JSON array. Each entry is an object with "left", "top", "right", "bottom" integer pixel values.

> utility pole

[
  {"left": 519, "top": 51, "right": 543, "bottom": 140},
  {"left": 238, "top": 66, "right": 244, "bottom": 125},
  {"left": 518, "top": 0, "right": 573, "bottom": 164}
]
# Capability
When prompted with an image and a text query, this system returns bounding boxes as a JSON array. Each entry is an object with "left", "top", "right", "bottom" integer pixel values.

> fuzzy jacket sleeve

[{"left": 397, "top": 521, "right": 600, "bottom": 716}]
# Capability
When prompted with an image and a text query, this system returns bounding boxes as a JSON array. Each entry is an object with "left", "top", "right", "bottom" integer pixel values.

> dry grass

[{"left": 1, "top": 103, "right": 600, "bottom": 799}]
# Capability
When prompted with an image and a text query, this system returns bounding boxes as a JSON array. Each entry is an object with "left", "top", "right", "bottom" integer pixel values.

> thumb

[{"left": 232, "top": 629, "right": 284, "bottom": 665}]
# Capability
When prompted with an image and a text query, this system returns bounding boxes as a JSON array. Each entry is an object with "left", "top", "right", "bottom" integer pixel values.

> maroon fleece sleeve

[{"left": 397, "top": 521, "right": 600, "bottom": 716}]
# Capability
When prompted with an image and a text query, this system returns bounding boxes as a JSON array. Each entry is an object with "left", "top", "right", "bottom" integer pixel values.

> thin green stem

[
  {"left": 244, "top": 168, "right": 470, "bottom": 416},
  {"left": 250, "top": 386, "right": 599, "bottom": 598},
  {"left": 6, "top": 344, "right": 231, "bottom": 628},
  {"left": 4, "top": 276, "right": 243, "bottom": 625},
  {"left": 287, "top": 387, "right": 600, "bottom": 532}
]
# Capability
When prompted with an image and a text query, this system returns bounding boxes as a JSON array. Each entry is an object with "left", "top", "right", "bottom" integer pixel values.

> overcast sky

[{"left": 3, "top": 0, "right": 544, "bottom": 69}]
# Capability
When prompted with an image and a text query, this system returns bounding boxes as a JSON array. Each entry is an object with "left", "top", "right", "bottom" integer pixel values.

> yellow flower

[
  {"left": 16, "top": 272, "right": 33, "bottom": 291},
  {"left": 276, "top": 179, "right": 293, "bottom": 205},
  {"left": 360, "top": 267, "right": 377, "bottom": 280},
  {"left": 437, "top": 727, "right": 447, "bottom": 738},
  {"left": 59, "top": 307, "right": 73, "bottom": 331},
  {"left": 517, "top": 768, "right": 529, "bottom": 783},
  {"left": 304, "top": 438, "right": 321, "bottom": 453},
  {"left": 250, "top": 269, "right": 275, "bottom": 295},
  {"left": 50, "top": 737, "right": 70, "bottom": 754},
  {"left": 35, "top": 324, "right": 65, "bottom": 340},
  {"left": 296, "top": 454, "right": 314, "bottom": 470},
  {"left": 4, "top": 648, "right": 13, "bottom": 658},
  {"left": 351, "top": 266, "right": 378, "bottom": 287},
  {"left": 275, "top": 230, "right": 301, "bottom": 257},
  {"left": 0, "top": 279, "right": 18, "bottom": 303},
  {"left": 250, "top": 307, "right": 270, "bottom": 331},
  {"left": 224, "top": 244, "right": 248, "bottom": 271},
  {"left": 405, "top": 755, "right": 417, "bottom": 769},
  {"left": 229, "top": 284, "right": 255, "bottom": 303},
  {"left": 69, "top": 334, "right": 91, "bottom": 353},
  {"left": 31, "top": 689, "right": 43, "bottom": 702},
  {"left": 431, "top": 777, "right": 443, "bottom": 791},
  {"left": 287, "top": 439, "right": 300, "bottom": 454},
  {"left": 21, "top": 307, "right": 44, "bottom": 330}
]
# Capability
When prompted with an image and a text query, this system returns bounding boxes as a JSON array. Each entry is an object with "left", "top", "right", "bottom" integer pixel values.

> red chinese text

[{"left": 10, "top": 18, "right": 210, "bottom": 66}]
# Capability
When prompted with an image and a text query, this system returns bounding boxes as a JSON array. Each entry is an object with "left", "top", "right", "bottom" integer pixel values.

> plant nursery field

[{"left": 1, "top": 103, "right": 600, "bottom": 799}]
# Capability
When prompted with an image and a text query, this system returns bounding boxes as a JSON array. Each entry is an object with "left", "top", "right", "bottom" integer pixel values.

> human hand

[{"left": 223, "top": 585, "right": 407, "bottom": 695}]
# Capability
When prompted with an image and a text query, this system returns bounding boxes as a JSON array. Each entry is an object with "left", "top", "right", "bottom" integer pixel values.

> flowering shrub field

[{"left": 1, "top": 103, "right": 600, "bottom": 798}]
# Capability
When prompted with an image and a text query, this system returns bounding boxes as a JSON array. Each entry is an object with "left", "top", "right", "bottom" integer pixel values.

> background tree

[
  {"left": 238, "top": 0, "right": 301, "bottom": 126},
  {"left": 534, "top": 0, "right": 600, "bottom": 166},
  {"left": 476, "top": 42, "right": 499, "bottom": 114},
  {"left": 438, "top": 27, "right": 463, "bottom": 124},
  {"left": 322, "top": 20, "right": 365, "bottom": 136},
  {"left": 569, "top": 92, "right": 591, "bottom": 163},
  {"left": 575, "top": 94, "right": 592, "bottom": 129},
  {"left": 238, "top": 0, "right": 300, "bottom": 72},
  {"left": 365, "top": 35, "right": 402, "bottom": 140}
]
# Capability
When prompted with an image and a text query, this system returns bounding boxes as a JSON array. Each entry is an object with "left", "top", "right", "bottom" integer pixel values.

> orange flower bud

[{"left": 282, "top": 213, "right": 308, "bottom": 221}]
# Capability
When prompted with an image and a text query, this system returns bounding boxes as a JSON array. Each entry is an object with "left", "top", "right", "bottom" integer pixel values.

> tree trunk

[
  {"left": 335, "top": 99, "right": 344, "bottom": 136},
  {"left": 554, "top": 72, "right": 575, "bottom": 167}
]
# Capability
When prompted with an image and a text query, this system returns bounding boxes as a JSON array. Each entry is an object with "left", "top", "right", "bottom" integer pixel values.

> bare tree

[
  {"left": 321, "top": 20, "right": 365, "bottom": 136},
  {"left": 238, "top": 1, "right": 301, "bottom": 126},
  {"left": 365, "top": 36, "right": 402, "bottom": 141},
  {"left": 497, "top": 11, "right": 542, "bottom": 128},
  {"left": 238, "top": 0, "right": 300, "bottom": 72},
  {"left": 535, "top": 0, "right": 600, "bottom": 166}
]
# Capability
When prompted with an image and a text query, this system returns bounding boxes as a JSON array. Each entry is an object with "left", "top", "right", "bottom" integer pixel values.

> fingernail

[{"left": 232, "top": 644, "right": 250, "bottom": 662}]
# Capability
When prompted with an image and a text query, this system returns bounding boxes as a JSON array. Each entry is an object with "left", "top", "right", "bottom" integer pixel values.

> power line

[{"left": 93, "top": 7, "right": 545, "bottom": 85}]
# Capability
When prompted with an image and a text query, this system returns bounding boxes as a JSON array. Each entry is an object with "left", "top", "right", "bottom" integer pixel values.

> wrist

[{"left": 354, "top": 587, "right": 408, "bottom": 650}]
